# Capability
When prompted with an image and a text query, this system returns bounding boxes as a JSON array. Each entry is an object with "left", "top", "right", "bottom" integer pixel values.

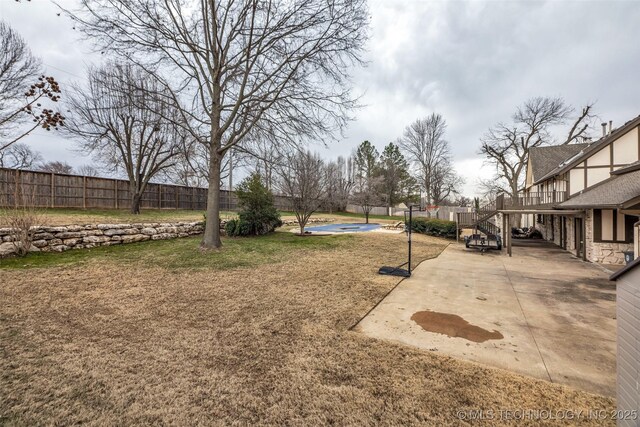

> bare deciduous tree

[
  {"left": 399, "top": 114, "right": 459, "bottom": 206},
  {"left": 166, "top": 141, "right": 232, "bottom": 189},
  {"left": 0, "top": 142, "right": 42, "bottom": 169},
  {"left": 77, "top": 164, "right": 100, "bottom": 177},
  {"left": 64, "top": 64, "right": 185, "bottom": 214},
  {"left": 0, "top": 170, "right": 43, "bottom": 257},
  {"left": 563, "top": 103, "right": 595, "bottom": 145},
  {"left": 0, "top": 22, "right": 64, "bottom": 150},
  {"left": 240, "top": 139, "right": 287, "bottom": 192},
  {"left": 38, "top": 160, "right": 74, "bottom": 175},
  {"left": 0, "top": 21, "right": 40, "bottom": 140},
  {"left": 351, "top": 175, "right": 383, "bottom": 224},
  {"left": 479, "top": 97, "right": 578, "bottom": 200},
  {"left": 429, "top": 160, "right": 463, "bottom": 206},
  {"left": 277, "top": 150, "right": 326, "bottom": 235},
  {"left": 324, "top": 155, "right": 354, "bottom": 213},
  {"left": 67, "top": 0, "right": 368, "bottom": 248}
]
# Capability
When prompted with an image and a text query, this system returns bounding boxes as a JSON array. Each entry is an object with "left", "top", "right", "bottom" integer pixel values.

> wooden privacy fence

[{"left": 0, "top": 167, "right": 294, "bottom": 211}]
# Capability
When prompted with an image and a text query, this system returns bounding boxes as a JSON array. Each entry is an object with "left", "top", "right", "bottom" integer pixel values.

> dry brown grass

[{"left": 0, "top": 233, "right": 614, "bottom": 425}]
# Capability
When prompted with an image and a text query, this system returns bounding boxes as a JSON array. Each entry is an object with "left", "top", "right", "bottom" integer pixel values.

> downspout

[
  {"left": 635, "top": 220, "right": 640, "bottom": 259},
  {"left": 582, "top": 210, "right": 588, "bottom": 262}
]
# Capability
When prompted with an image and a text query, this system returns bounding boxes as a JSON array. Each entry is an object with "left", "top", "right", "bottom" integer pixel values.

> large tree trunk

[
  {"left": 130, "top": 185, "right": 141, "bottom": 214},
  {"left": 510, "top": 184, "right": 522, "bottom": 228},
  {"left": 201, "top": 149, "right": 222, "bottom": 249}
]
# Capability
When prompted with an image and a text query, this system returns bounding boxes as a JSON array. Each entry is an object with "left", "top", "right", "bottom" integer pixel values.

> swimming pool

[{"left": 305, "top": 223, "right": 381, "bottom": 233}]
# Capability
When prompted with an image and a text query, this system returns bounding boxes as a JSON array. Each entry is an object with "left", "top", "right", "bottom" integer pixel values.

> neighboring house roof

[
  {"left": 534, "top": 114, "right": 640, "bottom": 185},
  {"left": 610, "top": 256, "right": 640, "bottom": 281},
  {"left": 558, "top": 168, "right": 640, "bottom": 209},
  {"left": 528, "top": 144, "right": 588, "bottom": 184}
]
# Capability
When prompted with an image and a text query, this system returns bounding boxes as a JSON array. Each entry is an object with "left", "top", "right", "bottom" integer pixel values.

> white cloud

[{"left": 2, "top": 0, "right": 640, "bottom": 196}]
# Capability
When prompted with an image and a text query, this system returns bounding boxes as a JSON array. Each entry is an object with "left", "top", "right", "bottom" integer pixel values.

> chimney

[
  {"left": 608, "top": 120, "right": 613, "bottom": 135},
  {"left": 601, "top": 122, "right": 607, "bottom": 137}
]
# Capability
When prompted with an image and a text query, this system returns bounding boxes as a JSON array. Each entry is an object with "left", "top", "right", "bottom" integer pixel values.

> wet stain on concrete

[{"left": 411, "top": 310, "right": 504, "bottom": 343}]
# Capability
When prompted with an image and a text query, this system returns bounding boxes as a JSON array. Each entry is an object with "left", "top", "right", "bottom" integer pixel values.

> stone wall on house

[
  {"left": 566, "top": 215, "right": 577, "bottom": 255},
  {"left": 537, "top": 215, "right": 552, "bottom": 241},
  {"left": 585, "top": 209, "right": 634, "bottom": 264},
  {"left": 536, "top": 212, "right": 578, "bottom": 258},
  {"left": 589, "top": 241, "right": 634, "bottom": 265},
  {"left": 535, "top": 214, "right": 564, "bottom": 247},
  {"left": 0, "top": 222, "right": 206, "bottom": 257},
  {"left": 533, "top": 210, "right": 631, "bottom": 265}
]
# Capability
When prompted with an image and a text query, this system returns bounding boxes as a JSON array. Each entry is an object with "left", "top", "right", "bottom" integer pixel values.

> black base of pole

[
  {"left": 378, "top": 266, "right": 411, "bottom": 277},
  {"left": 377, "top": 205, "right": 414, "bottom": 279}
]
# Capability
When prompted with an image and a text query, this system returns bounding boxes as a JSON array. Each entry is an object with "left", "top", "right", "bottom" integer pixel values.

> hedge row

[{"left": 406, "top": 217, "right": 459, "bottom": 239}]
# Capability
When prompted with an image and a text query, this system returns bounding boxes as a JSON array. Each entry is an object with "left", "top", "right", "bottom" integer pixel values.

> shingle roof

[
  {"left": 611, "top": 160, "right": 640, "bottom": 175},
  {"left": 528, "top": 143, "right": 589, "bottom": 183},
  {"left": 534, "top": 114, "right": 640, "bottom": 185},
  {"left": 558, "top": 169, "right": 640, "bottom": 209},
  {"left": 610, "top": 256, "right": 640, "bottom": 281}
]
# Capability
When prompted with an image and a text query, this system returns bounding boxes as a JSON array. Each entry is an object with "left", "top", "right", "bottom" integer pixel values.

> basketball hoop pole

[
  {"left": 407, "top": 205, "right": 413, "bottom": 274},
  {"left": 377, "top": 205, "right": 414, "bottom": 278}
]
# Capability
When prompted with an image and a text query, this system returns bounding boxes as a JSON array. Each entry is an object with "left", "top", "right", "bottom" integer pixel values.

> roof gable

[
  {"left": 528, "top": 143, "right": 588, "bottom": 184},
  {"left": 558, "top": 169, "right": 640, "bottom": 209},
  {"left": 534, "top": 114, "right": 640, "bottom": 185}
]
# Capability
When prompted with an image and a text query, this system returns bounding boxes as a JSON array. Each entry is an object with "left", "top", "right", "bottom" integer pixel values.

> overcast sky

[{"left": 3, "top": 0, "right": 640, "bottom": 196}]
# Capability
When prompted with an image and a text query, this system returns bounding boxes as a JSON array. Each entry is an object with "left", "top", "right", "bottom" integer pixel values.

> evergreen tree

[
  {"left": 378, "top": 142, "right": 416, "bottom": 207},
  {"left": 354, "top": 140, "right": 379, "bottom": 186}
]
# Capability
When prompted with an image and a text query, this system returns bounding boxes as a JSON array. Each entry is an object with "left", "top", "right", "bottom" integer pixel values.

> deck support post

[
  {"left": 506, "top": 213, "right": 512, "bottom": 257},
  {"left": 582, "top": 212, "right": 587, "bottom": 261},
  {"left": 502, "top": 213, "right": 506, "bottom": 252}
]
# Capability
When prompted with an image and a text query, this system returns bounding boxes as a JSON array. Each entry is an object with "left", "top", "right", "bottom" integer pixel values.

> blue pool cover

[{"left": 305, "top": 223, "right": 381, "bottom": 233}]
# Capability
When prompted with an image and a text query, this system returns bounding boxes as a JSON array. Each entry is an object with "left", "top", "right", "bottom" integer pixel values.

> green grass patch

[{"left": 0, "top": 231, "right": 351, "bottom": 271}]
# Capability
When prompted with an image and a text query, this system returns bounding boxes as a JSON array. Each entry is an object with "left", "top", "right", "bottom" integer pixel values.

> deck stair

[{"left": 457, "top": 196, "right": 502, "bottom": 239}]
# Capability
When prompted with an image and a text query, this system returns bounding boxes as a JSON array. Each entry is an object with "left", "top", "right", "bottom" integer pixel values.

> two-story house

[{"left": 504, "top": 115, "right": 640, "bottom": 265}]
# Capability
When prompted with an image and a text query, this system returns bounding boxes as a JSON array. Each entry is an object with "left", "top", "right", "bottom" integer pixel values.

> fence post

[
  {"left": 158, "top": 185, "right": 162, "bottom": 209},
  {"left": 114, "top": 181, "right": 118, "bottom": 209},
  {"left": 50, "top": 172, "right": 55, "bottom": 208},
  {"left": 176, "top": 187, "right": 179, "bottom": 209},
  {"left": 82, "top": 176, "right": 87, "bottom": 209}
]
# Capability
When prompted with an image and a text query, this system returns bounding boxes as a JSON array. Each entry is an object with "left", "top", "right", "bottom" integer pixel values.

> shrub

[
  {"left": 228, "top": 174, "right": 282, "bottom": 237},
  {"left": 224, "top": 219, "right": 238, "bottom": 236},
  {"left": 407, "top": 217, "right": 459, "bottom": 239},
  {"left": 0, "top": 173, "right": 43, "bottom": 257}
]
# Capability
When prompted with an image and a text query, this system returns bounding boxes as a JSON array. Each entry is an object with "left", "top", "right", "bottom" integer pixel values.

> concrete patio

[{"left": 355, "top": 240, "right": 617, "bottom": 396}]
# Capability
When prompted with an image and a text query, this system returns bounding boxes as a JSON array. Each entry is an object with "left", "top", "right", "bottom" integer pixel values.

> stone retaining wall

[
  {"left": 0, "top": 217, "right": 335, "bottom": 257},
  {"left": 0, "top": 221, "right": 205, "bottom": 257}
]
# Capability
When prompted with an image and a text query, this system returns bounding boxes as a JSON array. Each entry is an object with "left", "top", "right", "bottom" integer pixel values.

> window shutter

[
  {"left": 624, "top": 215, "right": 636, "bottom": 244},
  {"left": 593, "top": 209, "right": 602, "bottom": 242}
]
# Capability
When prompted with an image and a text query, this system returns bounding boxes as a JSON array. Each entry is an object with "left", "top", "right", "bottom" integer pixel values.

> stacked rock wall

[
  {"left": 0, "top": 217, "right": 337, "bottom": 257},
  {"left": 0, "top": 222, "right": 204, "bottom": 257}
]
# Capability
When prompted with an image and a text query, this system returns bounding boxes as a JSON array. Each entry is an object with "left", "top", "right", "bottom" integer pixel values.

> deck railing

[{"left": 503, "top": 191, "right": 567, "bottom": 209}]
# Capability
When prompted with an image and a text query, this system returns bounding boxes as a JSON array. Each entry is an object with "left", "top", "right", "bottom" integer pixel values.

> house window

[{"left": 593, "top": 209, "right": 634, "bottom": 243}]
